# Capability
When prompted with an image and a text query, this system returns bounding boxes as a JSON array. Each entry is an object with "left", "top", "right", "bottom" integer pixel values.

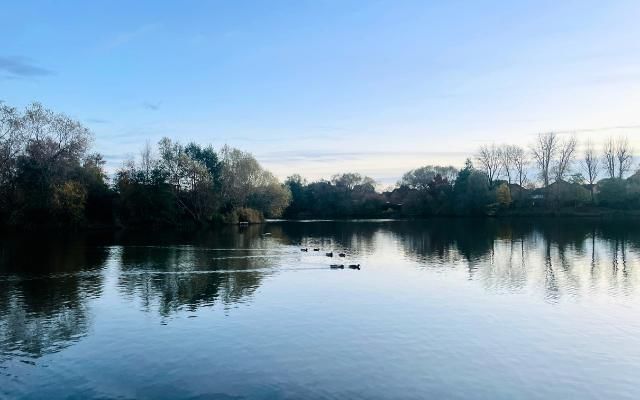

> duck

[
  {"left": 313, "top": 248, "right": 320, "bottom": 252},
  {"left": 348, "top": 264, "right": 361, "bottom": 270},
  {"left": 301, "top": 248, "right": 308, "bottom": 252},
  {"left": 326, "top": 252, "right": 334, "bottom": 257},
  {"left": 330, "top": 264, "right": 344, "bottom": 269},
  {"left": 338, "top": 253, "right": 346, "bottom": 257}
]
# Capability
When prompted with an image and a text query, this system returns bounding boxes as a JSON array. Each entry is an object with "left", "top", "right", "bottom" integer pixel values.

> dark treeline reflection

[
  {"left": 0, "top": 234, "right": 108, "bottom": 360},
  {"left": 272, "top": 219, "right": 640, "bottom": 299},
  {"left": 270, "top": 218, "right": 640, "bottom": 260},
  {"left": 114, "top": 226, "right": 278, "bottom": 316},
  {"left": 2, "top": 220, "right": 640, "bottom": 362},
  {"left": 0, "top": 226, "right": 276, "bottom": 360}
]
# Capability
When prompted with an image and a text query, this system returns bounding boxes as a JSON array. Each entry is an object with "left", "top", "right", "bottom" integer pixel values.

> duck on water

[
  {"left": 299, "top": 247, "right": 361, "bottom": 270},
  {"left": 330, "top": 264, "right": 361, "bottom": 270}
]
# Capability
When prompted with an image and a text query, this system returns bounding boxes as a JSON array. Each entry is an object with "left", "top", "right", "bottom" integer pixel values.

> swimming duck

[
  {"left": 326, "top": 252, "right": 333, "bottom": 257},
  {"left": 338, "top": 253, "right": 346, "bottom": 257},
  {"left": 330, "top": 264, "right": 344, "bottom": 269},
  {"left": 313, "top": 248, "right": 320, "bottom": 251},
  {"left": 348, "top": 264, "right": 361, "bottom": 270},
  {"left": 301, "top": 248, "right": 308, "bottom": 252}
]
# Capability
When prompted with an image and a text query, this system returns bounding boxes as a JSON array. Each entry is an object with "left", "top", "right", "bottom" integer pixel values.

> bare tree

[
  {"left": 603, "top": 137, "right": 616, "bottom": 179},
  {"left": 500, "top": 145, "right": 518, "bottom": 185},
  {"left": 531, "top": 132, "right": 558, "bottom": 187},
  {"left": 0, "top": 102, "right": 20, "bottom": 143},
  {"left": 615, "top": 136, "right": 633, "bottom": 179},
  {"left": 582, "top": 139, "right": 599, "bottom": 202},
  {"left": 553, "top": 136, "right": 577, "bottom": 182},
  {"left": 19, "top": 102, "right": 91, "bottom": 164},
  {"left": 476, "top": 144, "right": 502, "bottom": 186},
  {"left": 139, "top": 140, "right": 154, "bottom": 184},
  {"left": 0, "top": 103, "right": 23, "bottom": 186},
  {"left": 512, "top": 145, "right": 528, "bottom": 188},
  {"left": 157, "top": 137, "right": 186, "bottom": 191}
]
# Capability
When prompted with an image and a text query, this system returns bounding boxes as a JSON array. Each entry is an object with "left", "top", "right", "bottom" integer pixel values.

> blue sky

[{"left": 2, "top": 1, "right": 640, "bottom": 185}]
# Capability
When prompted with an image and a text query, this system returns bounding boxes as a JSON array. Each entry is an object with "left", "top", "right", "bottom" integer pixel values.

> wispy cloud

[
  {"left": 259, "top": 150, "right": 471, "bottom": 183},
  {"left": 258, "top": 150, "right": 469, "bottom": 163},
  {"left": 221, "top": 133, "right": 341, "bottom": 143},
  {"left": 143, "top": 101, "right": 161, "bottom": 111},
  {"left": 0, "top": 56, "right": 53, "bottom": 79}
]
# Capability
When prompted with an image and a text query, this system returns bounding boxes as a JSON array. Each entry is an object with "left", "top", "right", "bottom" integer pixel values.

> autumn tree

[
  {"left": 496, "top": 183, "right": 512, "bottom": 206},
  {"left": 219, "top": 145, "right": 291, "bottom": 218},
  {"left": 6, "top": 102, "right": 95, "bottom": 225}
]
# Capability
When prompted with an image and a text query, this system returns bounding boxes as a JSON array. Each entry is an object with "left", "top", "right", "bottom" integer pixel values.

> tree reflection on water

[
  {"left": 1, "top": 220, "right": 639, "bottom": 362},
  {"left": 0, "top": 234, "right": 107, "bottom": 361}
]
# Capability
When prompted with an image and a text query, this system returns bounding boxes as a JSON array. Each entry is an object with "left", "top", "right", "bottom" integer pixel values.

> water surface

[{"left": 1, "top": 220, "right": 640, "bottom": 399}]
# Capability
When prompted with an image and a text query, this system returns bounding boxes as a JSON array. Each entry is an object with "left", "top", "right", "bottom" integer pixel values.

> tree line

[
  {"left": 476, "top": 132, "right": 634, "bottom": 188},
  {"left": 284, "top": 132, "right": 640, "bottom": 218},
  {"left": 0, "top": 102, "right": 290, "bottom": 229},
  {"left": 2, "top": 101, "right": 640, "bottom": 229}
]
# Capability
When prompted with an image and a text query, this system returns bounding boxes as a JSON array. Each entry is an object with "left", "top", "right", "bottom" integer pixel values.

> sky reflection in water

[{"left": 1, "top": 220, "right": 639, "bottom": 399}]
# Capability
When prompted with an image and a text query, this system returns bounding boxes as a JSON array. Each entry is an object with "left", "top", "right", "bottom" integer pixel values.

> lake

[{"left": 1, "top": 219, "right": 640, "bottom": 399}]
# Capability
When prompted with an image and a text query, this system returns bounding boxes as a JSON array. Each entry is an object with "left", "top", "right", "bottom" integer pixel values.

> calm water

[{"left": 1, "top": 220, "right": 640, "bottom": 400}]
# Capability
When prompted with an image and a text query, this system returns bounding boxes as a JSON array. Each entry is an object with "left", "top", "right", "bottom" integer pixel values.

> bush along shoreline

[{"left": 2, "top": 102, "right": 640, "bottom": 231}]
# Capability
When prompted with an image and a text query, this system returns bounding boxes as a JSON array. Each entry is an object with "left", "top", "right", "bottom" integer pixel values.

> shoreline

[{"left": 4, "top": 209, "right": 640, "bottom": 233}]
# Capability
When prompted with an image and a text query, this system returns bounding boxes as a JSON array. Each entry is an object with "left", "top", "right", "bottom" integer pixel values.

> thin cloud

[
  {"left": 143, "top": 101, "right": 161, "bottom": 111},
  {"left": 258, "top": 150, "right": 469, "bottom": 163},
  {"left": 554, "top": 124, "right": 640, "bottom": 135},
  {"left": 221, "top": 133, "right": 341, "bottom": 143},
  {"left": 0, "top": 56, "right": 53, "bottom": 78}
]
